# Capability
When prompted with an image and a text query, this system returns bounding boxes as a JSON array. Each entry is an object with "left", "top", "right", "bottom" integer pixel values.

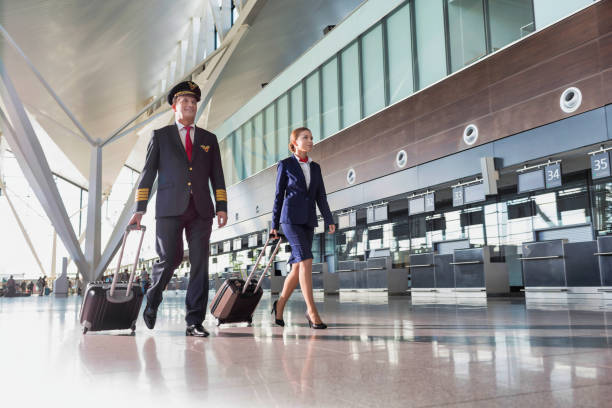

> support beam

[
  {"left": 1, "top": 184, "right": 46, "bottom": 276},
  {"left": 50, "top": 232, "right": 57, "bottom": 279},
  {"left": 0, "top": 60, "right": 88, "bottom": 277},
  {"left": 101, "top": 106, "right": 171, "bottom": 147},
  {"left": 0, "top": 24, "right": 95, "bottom": 146},
  {"left": 84, "top": 144, "right": 102, "bottom": 281},
  {"left": 195, "top": 24, "right": 249, "bottom": 124},
  {"left": 192, "top": 17, "right": 202, "bottom": 67},
  {"left": 93, "top": 179, "right": 158, "bottom": 280}
]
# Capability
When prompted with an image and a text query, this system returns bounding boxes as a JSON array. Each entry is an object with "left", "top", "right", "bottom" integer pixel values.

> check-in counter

[
  {"left": 408, "top": 253, "right": 436, "bottom": 297},
  {"left": 597, "top": 236, "right": 612, "bottom": 298},
  {"left": 521, "top": 240, "right": 567, "bottom": 299},
  {"left": 564, "top": 241, "right": 600, "bottom": 296},
  {"left": 452, "top": 247, "right": 509, "bottom": 298},
  {"left": 337, "top": 260, "right": 358, "bottom": 290},
  {"left": 337, "top": 257, "right": 406, "bottom": 294},
  {"left": 311, "top": 263, "right": 325, "bottom": 291},
  {"left": 522, "top": 239, "right": 604, "bottom": 299},
  {"left": 434, "top": 254, "right": 455, "bottom": 298}
]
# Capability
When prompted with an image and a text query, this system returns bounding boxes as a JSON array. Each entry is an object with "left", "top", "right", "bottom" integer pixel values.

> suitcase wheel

[
  {"left": 82, "top": 327, "right": 88, "bottom": 335},
  {"left": 131, "top": 323, "right": 136, "bottom": 333},
  {"left": 247, "top": 318, "right": 253, "bottom": 327}
]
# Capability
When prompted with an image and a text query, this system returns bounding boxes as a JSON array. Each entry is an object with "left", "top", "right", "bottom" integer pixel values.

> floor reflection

[{"left": 2, "top": 292, "right": 612, "bottom": 407}]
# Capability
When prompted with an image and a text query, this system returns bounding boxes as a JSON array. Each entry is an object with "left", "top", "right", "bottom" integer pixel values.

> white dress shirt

[
  {"left": 294, "top": 154, "right": 312, "bottom": 190},
  {"left": 176, "top": 120, "right": 195, "bottom": 148}
]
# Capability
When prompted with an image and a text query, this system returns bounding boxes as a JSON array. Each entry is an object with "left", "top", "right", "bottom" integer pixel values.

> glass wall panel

[
  {"left": 340, "top": 42, "right": 361, "bottom": 128},
  {"left": 447, "top": 0, "right": 487, "bottom": 72},
  {"left": 253, "top": 112, "right": 264, "bottom": 174},
  {"left": 386, "top": 3, "right": 414, "bottom": 104},
  {"left": 489, "top": 0, "right": 535, "bottom": 51},
  {"left": 289, "top": 83, "right": 304, "bottom": 131},
  {"left": 533, "top": 0, "right": 592, "bottom": 30},
  {"left": 321, "top": 58, "right": 340, "bottom": 139},
  {"left": 361, "top": 24, "right": 385, "bottom": 116},
  {"left": 263, "top": 103, "right": 277, "bottom": 167},
  {"left": 305, "top": 71, "right": 321, "bottom": 143},
  {"left": 415, "top": 0, "right": 447, "bottom": 88},
  {"left": 276, "top": 94, "right": 290, "bottom": 160},
  {"left": 232, "top": 128, "right": 244, "bottom": 181},
  {"left": 241, "top": 121, "right": 253, "bottom": 178}
]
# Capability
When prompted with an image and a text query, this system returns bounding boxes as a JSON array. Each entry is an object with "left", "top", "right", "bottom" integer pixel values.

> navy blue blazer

[
  {"left": 272, "top": 156, "right": 334, "bottom": 230},
  {"left": 135, "top": 125, "right": 227, "bottom": 218}
]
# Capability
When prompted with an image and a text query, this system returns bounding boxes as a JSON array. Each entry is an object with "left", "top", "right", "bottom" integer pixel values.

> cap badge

[{"left": 188, "top": 81, "right": 197, "bottom": 90}]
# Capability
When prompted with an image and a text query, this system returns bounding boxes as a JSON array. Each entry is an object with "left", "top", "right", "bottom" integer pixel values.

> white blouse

[{"left": 294, "top": 154, "right": 312, "bottom": 189}]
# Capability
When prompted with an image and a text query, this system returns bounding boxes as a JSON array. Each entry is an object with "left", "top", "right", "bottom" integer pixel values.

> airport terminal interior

[{"left": 1, "top": 0, "right": 612, "bottom": 406}]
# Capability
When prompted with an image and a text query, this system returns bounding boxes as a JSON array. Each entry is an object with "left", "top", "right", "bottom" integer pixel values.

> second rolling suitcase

[
  {"left": 79, "top": 224, "right": 146, "bottom": 334},
  {"left": 210, "top": 233, "right": 284, "bottom": 326}
]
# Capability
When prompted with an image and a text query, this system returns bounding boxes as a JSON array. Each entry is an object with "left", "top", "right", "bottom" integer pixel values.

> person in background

[{"left": 7, "top": 275, "right": 16, "bottom": 297}]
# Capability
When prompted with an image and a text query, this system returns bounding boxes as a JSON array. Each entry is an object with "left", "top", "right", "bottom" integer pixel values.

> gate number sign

[
  {"left": 545, "top": 163, "right": 562, "bottom": 189},
  {"left": 591, "top": 151, "right": 611, "bottom": 180}
]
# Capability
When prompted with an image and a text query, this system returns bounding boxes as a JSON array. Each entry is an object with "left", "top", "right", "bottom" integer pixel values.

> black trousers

[{"left": 147, "top": 197, "right": 213, "bottom": 325}]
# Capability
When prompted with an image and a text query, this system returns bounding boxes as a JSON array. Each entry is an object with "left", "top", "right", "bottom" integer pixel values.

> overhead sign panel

[{"left": 518, "top": 169, "right": 545, "bottom": 194}]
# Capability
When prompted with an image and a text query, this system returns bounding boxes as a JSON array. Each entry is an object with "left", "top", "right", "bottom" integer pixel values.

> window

[
  {"left": 415, "top": 0, "right": 447, "bottom": 88},
  {"left": 361, "top": 23, "right": 386, "bottom": 116},
  {"left": 263, "top": 103, "right": 277, "bottom": 167},
  {"left": 386, "top": 3, "right": 414, "bottom": 104},
  {"left": 305, "top": 71, "right": 322, "bottom": 143},
  {"left": 276, "top": 94, "right": 289, "bottom": 160},
  {"left": 489, "top": 0, "right": 535, "bottom": 51},
  {"left": 447, "top": 0, "right": 487, "bottom": 72},
  {"left": 289, "top": 83, "right": 304, "bottom": 131},
  {"left": 253, "top": 113, "right": 264, "bottom": 174},
  {"left": 340, "top": 42, "right": 361, "bottom": 128},
  {"left": 321, "top": 57, "right": 340, "bottom": 139}
]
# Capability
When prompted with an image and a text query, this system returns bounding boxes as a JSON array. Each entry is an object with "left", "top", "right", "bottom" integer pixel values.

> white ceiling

[{"left": 0, "top": 0, "right": 363, "bottom": 192}]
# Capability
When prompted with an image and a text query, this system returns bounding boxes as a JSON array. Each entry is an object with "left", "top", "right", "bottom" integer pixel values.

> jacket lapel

[{"left": 170, "top": 125, "right": 189, "bottom": 163}]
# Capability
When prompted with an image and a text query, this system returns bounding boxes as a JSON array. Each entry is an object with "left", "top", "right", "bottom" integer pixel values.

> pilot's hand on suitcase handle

[{"left": 127, "top": 212, "right": 145, "bottom": 231}]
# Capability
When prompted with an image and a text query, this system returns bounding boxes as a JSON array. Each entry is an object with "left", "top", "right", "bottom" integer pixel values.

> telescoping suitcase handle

[
  {"left": 242, "top": 233, "right": 286, "bottom": 294},
  {"left": 109, "top": 224, "right": 147, "bottom": 298}
]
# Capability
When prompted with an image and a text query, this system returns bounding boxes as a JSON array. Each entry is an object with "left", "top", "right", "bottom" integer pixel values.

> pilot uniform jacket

[
  {"left": 135, "top": 124, "right": 227, "bottom": 217},
  {"left": 272, "top": 156, "right": 334, "bottom": 231}
]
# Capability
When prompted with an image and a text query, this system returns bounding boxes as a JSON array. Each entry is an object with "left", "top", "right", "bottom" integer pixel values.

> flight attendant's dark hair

[{"left": 289, "top": 127, "right": 311, "bottom": 153}]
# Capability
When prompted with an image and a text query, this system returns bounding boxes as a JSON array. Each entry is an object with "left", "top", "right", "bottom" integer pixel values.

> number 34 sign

[{"left": 591, "top": 151, "right": 611, "bottom": 180}]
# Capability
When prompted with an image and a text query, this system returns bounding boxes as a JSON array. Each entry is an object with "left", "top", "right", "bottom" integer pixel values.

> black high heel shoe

[
  {"left": 305, "top": 312, "right": 327, "bottom": 330},
  {"left": 271, "top": 300, "right": 285, "bottom": 327}
]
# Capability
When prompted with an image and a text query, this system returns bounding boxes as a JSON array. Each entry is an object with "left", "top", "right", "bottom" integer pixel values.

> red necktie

[
  {"left": 185, "top": 126, "right": 192, "bottom": 161},
  {"left": 298, "top": 156, "right": 308, "bottom": 163}
]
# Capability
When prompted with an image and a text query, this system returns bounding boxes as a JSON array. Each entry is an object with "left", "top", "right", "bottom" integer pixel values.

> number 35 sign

[{"left": 591, "top": 151, "right": 611, "bottom": 180}]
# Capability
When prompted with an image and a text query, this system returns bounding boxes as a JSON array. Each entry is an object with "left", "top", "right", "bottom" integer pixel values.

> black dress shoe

[
  {"left": 305, "top": 312, "right": 327, "bottom": 330},
  {"left": 143, "top": 306, "right": 157, "bottom": 330},
  {"left": 186, "top": 324, "right": 209, "bottom": 337},
  {"left": 271, "top": 300, "right": 285, "bottom": 327}
]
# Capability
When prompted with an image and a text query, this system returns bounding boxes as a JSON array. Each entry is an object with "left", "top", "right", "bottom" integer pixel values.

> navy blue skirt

[{"left": 281, "top": 223, "right": 314, "bottom": 265}]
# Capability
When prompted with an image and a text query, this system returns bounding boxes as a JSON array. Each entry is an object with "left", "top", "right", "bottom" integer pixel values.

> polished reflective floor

[{"left": 2, "top": 292, "right": 612, "bottom": 407}]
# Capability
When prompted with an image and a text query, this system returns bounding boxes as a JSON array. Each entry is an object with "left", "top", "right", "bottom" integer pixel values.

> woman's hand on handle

[
  {"left": 328, "top": 224, "right": 336, "bottom": 234},
  {"left": 271, "top": 229, "right": 279, "bottom": 239}
]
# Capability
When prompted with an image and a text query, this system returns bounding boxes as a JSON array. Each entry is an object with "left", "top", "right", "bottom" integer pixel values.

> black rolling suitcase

[
  {"left": 210, "top": 234, "right": 284, "bottom": 326},
  {"left": 79, "top": 225, "right": 146, "bottom": 334}
]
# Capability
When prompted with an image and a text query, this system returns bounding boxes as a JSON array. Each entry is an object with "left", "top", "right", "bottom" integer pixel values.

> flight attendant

[{"left": 270, "top": 127, "right": 335, "bottom": 329}]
